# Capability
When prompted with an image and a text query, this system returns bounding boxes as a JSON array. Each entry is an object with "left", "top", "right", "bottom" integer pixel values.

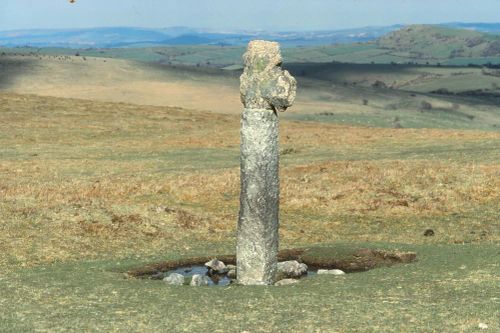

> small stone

[
  {"left": 274, "top": 279, "right": 299, "bottom": 286},
  {"left": 478, "top": 323, "right": 488, "bottom": 330},
  {"left": 204, "top": 259, "right": 228, "bottom": 274},
  {"left": 190, "top": 274, "right": 210, "bottom": 286},
  {"left": 317, "top": 269, "right": 346, "bottom": 275},
  {"left": 163, "top": 273, "right": 184, "bottom": 286},
  {"left": 154, "top": 205, "right": 175, "bottom": 213},
  {"left": 227, "top": 269, "right": 237, "bottom": 279},
  {"left": 155, "top": 205, "right": 166, "bottom": 213},
  {"left": 277, "top": 260, "right": 308, "bottom": 278}
]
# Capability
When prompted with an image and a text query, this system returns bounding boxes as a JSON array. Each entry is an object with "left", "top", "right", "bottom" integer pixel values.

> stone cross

[{"left": 237, "top": 40, "right": 296, "bottom": 285}]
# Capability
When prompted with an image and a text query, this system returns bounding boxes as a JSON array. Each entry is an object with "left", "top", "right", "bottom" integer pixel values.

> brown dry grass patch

[
  {"left": 0, "top": 92, "right": 498, "bottom": 271},
  {"left": 282, "top": 160, "right": 499, "bottom": 216}
]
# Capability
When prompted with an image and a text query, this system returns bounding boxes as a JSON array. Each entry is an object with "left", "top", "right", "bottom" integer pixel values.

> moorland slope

[
  {"left": 0, "top": 91, "right": 498, "bottom": 331},
  {"left": 1, "top": 53, "right": 499, "bottom": 130},
  {"left": 377, "top": 25, "right": 500, "bottom": 59}
]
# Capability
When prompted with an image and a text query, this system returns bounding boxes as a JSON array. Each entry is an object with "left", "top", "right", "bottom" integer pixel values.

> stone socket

[{"left": 240, "top": 40, "right": 297, "bottom": 112}]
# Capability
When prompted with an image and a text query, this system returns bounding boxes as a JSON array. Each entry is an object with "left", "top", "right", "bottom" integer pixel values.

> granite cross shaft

[{"left": 237, "top": 40, "right": 297, "bottom": 285}]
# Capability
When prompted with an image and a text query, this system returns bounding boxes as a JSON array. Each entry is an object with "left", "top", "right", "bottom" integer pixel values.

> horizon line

[{"left": 2, "top": 21, "right": 500, "bottom": 34}]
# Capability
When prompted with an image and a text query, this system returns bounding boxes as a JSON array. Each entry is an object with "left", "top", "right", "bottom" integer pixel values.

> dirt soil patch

[{"left": 125, "top": 246, "right": 416, "bottom": 278}]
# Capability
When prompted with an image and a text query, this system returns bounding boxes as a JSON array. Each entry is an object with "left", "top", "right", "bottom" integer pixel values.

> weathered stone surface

[
  {"left": 226, "top": 265, "right": 237, "bottom": 279},
  {"left": 190, "top": 274, "right": 210, "bottom": 286},
  {"left": 274, "top": 278, "right": 299, "bottom": 286},
  {"left": 227, "top": 268, "right": 237, "bottom": 279},
  {"left": 317, "top": 269, "right": 346, "bottom": 275},
  {"left": 204, "top": 259, "right": 228, "bottom": 274},
  {"left": 237, "top": 108, "right": 280, "bottom": 285},
  {"left": 237, "top": 40, "right": 296, "bottom": 286},
  {"left": 478, "top": 323, "right": 489, "bottom": 330},
  {"left": 163, "top": 273, "right": 185, "bottom": 285},
  {"left": 277, "top": 260, "right": 308, "bottom": 278},
  {"left": 240, "top": 40, "right": 296, "bottom": 112}
]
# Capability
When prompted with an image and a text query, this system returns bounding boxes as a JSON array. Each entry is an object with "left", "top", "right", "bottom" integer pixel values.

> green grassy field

[
  {"left": 287, "top": 62, "right": 500, "bottom": 93},
  {"left": 4, "top": 24, "right": 500, "bottom": 72},
  {"left": 0, "top": 92, "right": 498, "bottom": 331},
  {"left": 1, "top": 243, "right": 498, "bottom": 332},
  {"left": 3, "top": 41, "right": 500, "bottom": 68}
]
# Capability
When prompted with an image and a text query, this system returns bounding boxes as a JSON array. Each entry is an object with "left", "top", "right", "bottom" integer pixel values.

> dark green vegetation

[{"left": 377, "top": 25, "right": 500, "bottom": 59}]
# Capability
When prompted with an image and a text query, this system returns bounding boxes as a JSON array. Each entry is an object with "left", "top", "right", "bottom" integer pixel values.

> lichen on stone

[{"left": 240, "top": 40, "right": 297, "bottom": 112}]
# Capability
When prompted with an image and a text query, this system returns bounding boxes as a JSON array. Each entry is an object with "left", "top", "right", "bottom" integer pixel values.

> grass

[
  {"left": 1, "top": 92, "right": 499, "bottom": 266},
  {"left": 2, "top": 52, "right": 500, "bottom": 132},
  {"left": 376, "top": 25, "right": 500, "bottom": 62},
  {"left": 287, "top": 108, "right": 500, "bottom": 131},
  {"left": 0, "top": 243, "right": 498, "bottom": 332},
  {"left": 3, "top": 39, "right": 500, "bottom": 67},
  {"left": 287, "top": 62, "right": 500, "bottom": 95},
  {"left": 0, "top": 91, "right": 499, "bottom": 331}
]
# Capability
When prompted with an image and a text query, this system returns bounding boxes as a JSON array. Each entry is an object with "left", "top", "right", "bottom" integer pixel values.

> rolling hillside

[
  {"left": 4, "top": 25, "right": 500, "bottom": 67},
  {"left": 1, "top": 53, "right": 499, "bottom": 130},
  {"left": 377, "top": 25, "right": 500, "bottom": 59}
]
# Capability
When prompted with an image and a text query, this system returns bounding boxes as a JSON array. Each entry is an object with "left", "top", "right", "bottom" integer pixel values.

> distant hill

[
  {"left": 3, "top": 24, "right": 500, "bottom": 66},
  {"left": 2, "top": 23, "right": 500, "bottom": 50},
  {"left": 0, "top": 27, "right": 172, "bottom": 48},
  {"left": 0, "top": 25, "right": 401, "bottom": 48},
  {"left": 376, "top": 25, "right": 500, "bottom": 59}
]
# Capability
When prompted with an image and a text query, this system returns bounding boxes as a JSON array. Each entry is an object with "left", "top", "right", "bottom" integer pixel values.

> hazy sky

[{"left": 1, "top": 0, "right": 499, "bottom": 31}]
